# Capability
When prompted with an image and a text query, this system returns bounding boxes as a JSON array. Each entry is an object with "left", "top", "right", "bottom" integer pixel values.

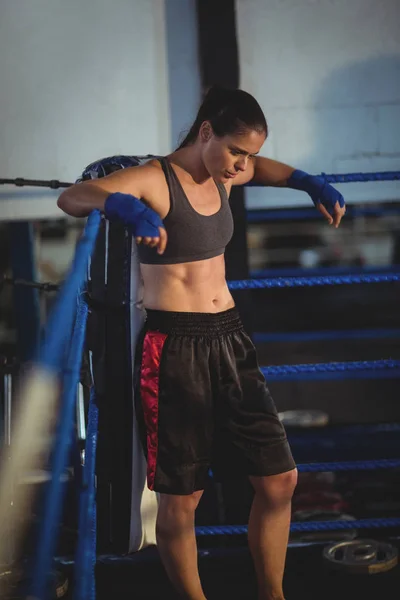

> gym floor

[{"left": 92, "top": 537, "right": 400, "bottom": 599}]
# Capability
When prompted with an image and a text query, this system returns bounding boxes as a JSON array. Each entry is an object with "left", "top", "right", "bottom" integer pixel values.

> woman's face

[{"left": 201, "top": 124, "right": 267, "bottom": 183}]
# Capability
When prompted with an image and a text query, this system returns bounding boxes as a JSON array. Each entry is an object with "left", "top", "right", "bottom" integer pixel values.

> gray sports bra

[{"left": 137, "top": 157, "right": 234, "bottom": 265}]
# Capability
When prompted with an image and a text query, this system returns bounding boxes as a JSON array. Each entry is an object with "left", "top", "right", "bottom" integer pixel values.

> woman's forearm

[
  {"left": 253, "top": 156, "right": 296, "bottom": 187},
  {"left": 57, "top": 182, "right": 109, "bottom": 217}
]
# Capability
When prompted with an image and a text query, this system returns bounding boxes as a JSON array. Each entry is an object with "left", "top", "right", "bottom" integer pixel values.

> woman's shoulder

[
  {"left": 122, "top": 156, "right": 166, "bottom": 187},
  {"left": 129, "top": 158, "right": 170, "bottom": 216},
  {"left": 142, "top": 156, "right": 164, "bottom": 172}
]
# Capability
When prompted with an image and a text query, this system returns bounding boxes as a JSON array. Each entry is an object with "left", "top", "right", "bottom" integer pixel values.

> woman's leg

[
  {"left": 248, "top": 470, "right": 298, "bottom": 600},
  {"left": 213, "top": 324, "right": 297, "bottom": 598},
  {"left": 156, "top": 490, "right": 207, "bottom": 600}
]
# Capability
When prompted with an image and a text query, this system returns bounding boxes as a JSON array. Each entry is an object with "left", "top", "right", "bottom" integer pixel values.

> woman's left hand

[
  {"left": 314, "top": 182, "right": 346, "bottom": 228},
  {"left": 287, "top": 170, "right": 346, "bottom": 228}
]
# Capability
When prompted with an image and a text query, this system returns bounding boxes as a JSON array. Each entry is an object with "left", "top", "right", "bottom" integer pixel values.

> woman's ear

[{"left": 199, "top": 121, "right": 213, "bottom": 142}]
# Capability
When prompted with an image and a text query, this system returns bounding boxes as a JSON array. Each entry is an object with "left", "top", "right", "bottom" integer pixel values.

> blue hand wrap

[
  {"left": 104, "top": 192, "right": 164, "bottom": 237},
  {"left": 287, "top": 170, "right": 345, "bottom": 215}
]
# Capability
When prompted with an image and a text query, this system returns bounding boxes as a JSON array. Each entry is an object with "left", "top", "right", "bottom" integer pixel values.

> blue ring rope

[
  {"left": 228, "top": 273, "right": 400, "bottom": 290},
  {"left": 247, "top": 171, "right": 400, "bottom": 188},
  {"left": 74, "top": 388, "right": 98, "bottom": 600},
  {"left": 30, "top": 300, "right": 89, "bottom": 600},
  {"left": 40, "top": 211, "right": 100, "bottom": 371},
  {"left": 29, "top": 214, "right": 99, "bottom": 599},
  {"left": 261, "top": 359, "right": 400, "bottom": 381},
  {"left": 209, "top": 458, "right": 400, "bottom": 479},
  {"left": 196, "top": 517, "right": 400, "bottom": 536},
  {"left": 296, "top": 458, "right": 400, "bottom": 472},
  {"left": 323, "top": 171, "right": 400, "bottom": 183}
]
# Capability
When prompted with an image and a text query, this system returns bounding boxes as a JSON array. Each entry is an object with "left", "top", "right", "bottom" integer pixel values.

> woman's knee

[
  {"left": 250, "top": 468, "right": 298, "bottom": 507},
  {"left": 156, "top": 490, "right": 203, "bottom": 537}
]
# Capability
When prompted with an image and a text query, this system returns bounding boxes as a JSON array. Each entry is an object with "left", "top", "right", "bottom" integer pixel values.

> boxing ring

[{"left": 1, "top": 163, "right": 400, "bottom": 599}]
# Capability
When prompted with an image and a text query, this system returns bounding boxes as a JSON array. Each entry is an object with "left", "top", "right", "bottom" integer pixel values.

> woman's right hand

[
  {"left": 104, "top": 192, "right": 167, "bottom": 255},
  {"left": 135, "top": 227, "right": 168, "bottom": 255}
]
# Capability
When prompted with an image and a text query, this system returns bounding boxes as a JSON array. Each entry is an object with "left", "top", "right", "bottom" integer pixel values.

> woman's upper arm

[{"left": 61, "top": 161, "right": 168, "bottom": 217}]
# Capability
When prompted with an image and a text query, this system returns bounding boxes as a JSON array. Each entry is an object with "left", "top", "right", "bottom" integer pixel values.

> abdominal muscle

[{"left": 140, "top": 253, "right": 235, "bottom": 313}]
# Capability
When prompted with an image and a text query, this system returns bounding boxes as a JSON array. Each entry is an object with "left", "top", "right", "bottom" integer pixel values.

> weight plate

[{"left": 323, "top": 539, "right": 398, "bottom": 574}]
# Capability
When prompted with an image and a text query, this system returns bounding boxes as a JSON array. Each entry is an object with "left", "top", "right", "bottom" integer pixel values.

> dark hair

[{"left": 178, "top": 86, "right": 268, "bottom": 149}]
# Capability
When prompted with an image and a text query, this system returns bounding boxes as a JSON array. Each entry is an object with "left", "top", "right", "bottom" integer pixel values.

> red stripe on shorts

[{"left": 140, "top": 331, "right": 168, "bottom": 490}]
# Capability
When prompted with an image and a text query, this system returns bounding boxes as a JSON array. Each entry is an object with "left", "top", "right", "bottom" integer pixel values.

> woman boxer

[{"left": 58, "top": 86, "right": 345, "bottom": 600}]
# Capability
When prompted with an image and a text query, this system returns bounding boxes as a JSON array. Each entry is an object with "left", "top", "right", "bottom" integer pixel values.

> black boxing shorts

[{"left": 134, "top": 307, "right": 296, "bottom": 495}]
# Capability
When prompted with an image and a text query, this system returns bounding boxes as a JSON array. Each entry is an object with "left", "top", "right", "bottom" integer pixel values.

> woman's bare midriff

[{"left": 140, "top": 253, "right": 235, "bottom": 313}]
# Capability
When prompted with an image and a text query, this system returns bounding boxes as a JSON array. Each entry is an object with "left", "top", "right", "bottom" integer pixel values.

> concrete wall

[{"left": 0, "top": 0, "right": 170, "bottom": 220}]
